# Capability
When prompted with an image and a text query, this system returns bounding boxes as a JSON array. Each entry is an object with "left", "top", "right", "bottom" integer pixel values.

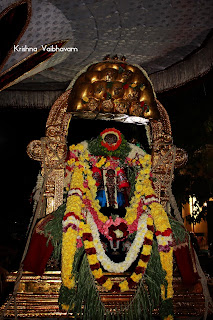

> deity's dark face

[{"left": 103, "top": 133, "right": 118, "bottom": 146}]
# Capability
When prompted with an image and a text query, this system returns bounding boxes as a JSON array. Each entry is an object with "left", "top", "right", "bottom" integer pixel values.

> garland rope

[
  {"left": 61, "top": 142, "right": 174, "bottom": 318},
  {"left": 168, "top": 146, "right": 184, "bottom": 223}
]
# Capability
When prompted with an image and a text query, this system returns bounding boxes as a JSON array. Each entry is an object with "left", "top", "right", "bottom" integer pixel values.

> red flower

[
  {"left": 135, "top": 266, "right": 145, "bottom": 275},
  {"left": 101, "top": 140, "right": 121, "bottom": 151},
  {"left": 155, "top": 228, "right": 172, "bottom": 237},
  {"left": 140, "top": 101, "right": 145, "bottom": 108},
  {"left": 96, "top": 276, "right": 107, "bottom": 285},
  {"left": 143, "top": 238, "right": 153, "bottom": 246},
  {"left": 82, "top": 233, "right": 93, "bottom": 241},
  {"left": 85, "top": 247, "right": 96, "bottom": 255},
  {"left": 108, "top": 222, "right": 129, "bottom": 240},
  {"left": 100, "top": 128, "right": 122, "bottom": 151},
  {"left": 90, "top": 262, "right": 100, "bottom": 271},
  {"left": 155, "top": 231, "right": 161, "bottom": 236},
  {"left": 147, "top": 225, "right": 154, "bottom": 232},
  {"left": 127, "top": 278, "right": 137, "bottom": 289},
  {"left": 63, "top": 211, "right": 80, "bottom": 221},
  {"left": 162, "top": 228, "right": 172, "bottom": 236},
  {"left": 123, "top": 83, "right": 129, "bottom": 89},
  {"left": 140, "top": 254, "right": 150, "bottom": 263},
  {"left": 103, "top": 217, "right": 129, "bottom": 241}
]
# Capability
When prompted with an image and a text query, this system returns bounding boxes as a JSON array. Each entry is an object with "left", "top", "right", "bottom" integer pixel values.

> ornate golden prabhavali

[
  {"left": 27, "top": 56, "right": 187, "bottom": 217},
  {"left": 67, "top": 55, "right": 159, "bottom": 119}
]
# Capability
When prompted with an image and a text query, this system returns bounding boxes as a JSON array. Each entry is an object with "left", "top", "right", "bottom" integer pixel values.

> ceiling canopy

[{"left": 0, "top": 0, "right": 212, "bottom": 107}]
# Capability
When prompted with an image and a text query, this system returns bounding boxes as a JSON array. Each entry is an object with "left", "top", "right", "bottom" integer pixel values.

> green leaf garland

[{"left": 87, "top": 134, "right": 131, "bottom": 162}]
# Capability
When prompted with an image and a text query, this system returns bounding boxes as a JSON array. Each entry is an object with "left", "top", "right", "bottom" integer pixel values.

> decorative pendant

[{"left": 109, "top": 239, "right": 120, "bottom": 251}]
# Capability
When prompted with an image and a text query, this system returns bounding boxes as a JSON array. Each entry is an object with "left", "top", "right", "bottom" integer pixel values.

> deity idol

[
  {"left": 22, "top": 56, "right": 206, "bottom": 320},
  {"left": 23, "top": 126, "right": 200, "bottom": 320}
]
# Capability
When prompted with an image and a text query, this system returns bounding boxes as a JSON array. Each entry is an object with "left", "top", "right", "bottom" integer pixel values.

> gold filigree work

[
  {"left": 27, "top": 90, "right": 71, "bottom": 214},
  {"left": 67, "top": 58, "right": 160, "bottom": 120},
  {"left": 27, "top": 61, "right": 187, "bottom": 216},
  {"left": 151, "top": 100, "right": 187, "bottom": 210}
]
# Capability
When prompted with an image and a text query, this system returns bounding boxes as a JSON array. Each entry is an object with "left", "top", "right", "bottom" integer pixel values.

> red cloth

[
  {"left": 23, "top": 231, "right": 53, "bottom": 276},
  {"left": 92, "top": 166, "right": 102, "bottom": 186},
  {"left": 174, "top": 244, "right": 199, "bottom": 285},
  {"left": 117, "top": 168, "right": 129, "bottom": 189}
]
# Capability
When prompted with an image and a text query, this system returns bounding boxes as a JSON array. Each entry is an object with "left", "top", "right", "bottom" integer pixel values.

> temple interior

[{"left": 0, "top": 1, "right": 213, "bottom": 319}]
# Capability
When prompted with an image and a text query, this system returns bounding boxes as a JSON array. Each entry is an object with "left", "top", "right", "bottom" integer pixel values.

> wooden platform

[{"left": 0, "top": 271, "right": 208, "bottom": 319}]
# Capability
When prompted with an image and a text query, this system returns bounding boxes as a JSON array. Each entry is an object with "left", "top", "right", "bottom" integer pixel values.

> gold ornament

[{"left": 68, "top": 57, "right": 160, "bottom": 120}]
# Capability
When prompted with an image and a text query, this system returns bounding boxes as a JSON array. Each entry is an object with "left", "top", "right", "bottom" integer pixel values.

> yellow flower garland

[
  {"left": 62, "top": 143, "right": 174, "bottom": 316},
  {"left": 149, "top": 201, "right": 173, "bottom": 300},
  {"left": 61, "top": 167, "right": 84, "bottom": 291}
]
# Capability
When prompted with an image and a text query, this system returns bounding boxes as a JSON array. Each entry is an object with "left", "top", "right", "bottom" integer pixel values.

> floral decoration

[
  {"left": 100, "top": 128, "right": 122, "bottom": 151},
  {"left": 61, "top": 132, "right": 174, "bottom": 319},
  {"left": 87, "top": 128, "right": 131, "bottom": 160},
  {"left": 82, "top": 213, "right": 154, "bottom": 292},
  {"left": 103, "top": 216, "right": 129, "bottom": 241}
]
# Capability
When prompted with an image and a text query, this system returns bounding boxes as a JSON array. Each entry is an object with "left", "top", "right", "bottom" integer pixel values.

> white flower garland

[{"left": 86, "top": 211, "right": 150, "bottom": 273}]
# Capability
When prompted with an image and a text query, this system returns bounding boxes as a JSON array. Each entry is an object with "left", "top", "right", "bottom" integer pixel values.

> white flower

[
  {"left": 86, "top": 212, "right": 151, "bottom": 273},
  {"left": 114, "top": 229, "right": 123, "bottom": 238}
]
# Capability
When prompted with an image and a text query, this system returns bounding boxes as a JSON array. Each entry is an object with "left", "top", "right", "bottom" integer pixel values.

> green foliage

[
  {"left": 87, "top": 133, "right": 131, "bottom": 163},
  {"left": 168, "top": 216, "right": 188, "bottom": 244},
  {"left": 58, "top": 240, "right": 170, "bottom": 319},
  {"left": 126, "top": 166, "right": 139, "bottom": 199},
  {"left": 123, "top": 241, "right": 168, "bottom": 320},
  {"left": 159, "top": 298, "right": 174, "bottom": 319},
  {"left": 44, "top": 203, "right": 65, "bottom": 260},
  {"left": 145, "top": 240, "right": 167, "bottom": 302},
  {"left": 58, "top": 285, "right": 76, "bottom": 309},
  {"left": 70, "top": 254, "right": 106, "bottom": 319},
  {"left": 72, "top": 246, "right": 85, "bottom": 275}
]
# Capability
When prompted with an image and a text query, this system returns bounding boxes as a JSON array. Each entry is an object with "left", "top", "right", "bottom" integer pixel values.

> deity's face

[
  {"left": 100, "top": 128, "right": 122, "bottom": 151},
  {"left": 103, "top": 133, "right": 118, "bottom": 146}
]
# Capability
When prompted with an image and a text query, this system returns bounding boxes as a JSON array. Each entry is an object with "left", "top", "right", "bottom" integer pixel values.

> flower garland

[
  {"left": 82, "top": 215, "right": 154, "bottom": 293},
  {"left": 79, "top": 147, "right": 153, "bottom": 227},
  {"left": 86, "top": 211, "right": 153, "bottom": 273},
  {"left": 61, "top": 138, "right": 174, "bottom": 319},
  {"left": 61, "top": 166, "right": 85, "bottom": 311},
  {"left": 149, "top": 201, "right": 174, "bottom": 300}
]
